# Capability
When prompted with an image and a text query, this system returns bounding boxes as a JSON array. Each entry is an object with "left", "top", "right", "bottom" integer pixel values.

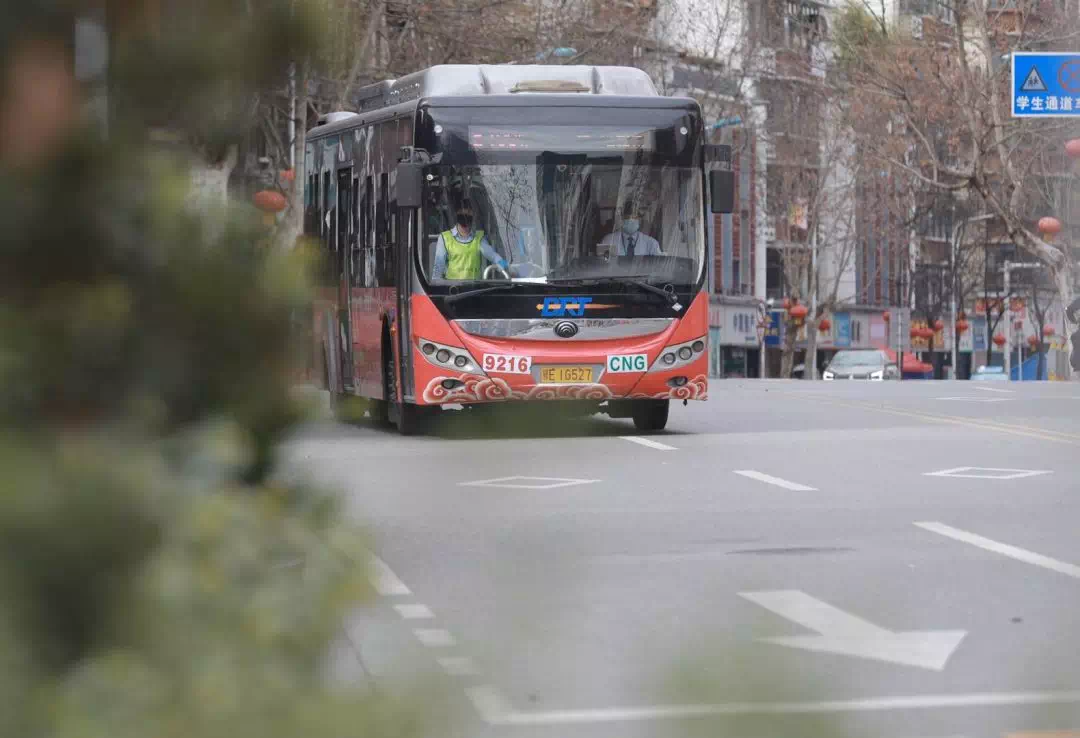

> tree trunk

[
  {"left": 780, "top": 318, "right": 797, "bottom": 378},
  {"left": 1052, "top": 265, "right": 1078, "bottom": 381},
  {"left": 187, "top": 145, "right": 237, "bottom": 244},
  {"left": 281, "top": 61, "right": 309, "bottom": 251},
  {"left": 804, "top": 317, "right": 819, "bottom": 380}
]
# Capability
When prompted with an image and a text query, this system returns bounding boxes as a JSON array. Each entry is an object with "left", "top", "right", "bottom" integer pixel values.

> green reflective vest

[{"left": 442, "top": 229, "right": 485, "bottom": 280}]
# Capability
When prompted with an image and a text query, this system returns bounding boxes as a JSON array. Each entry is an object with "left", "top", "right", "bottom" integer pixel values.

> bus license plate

[{"left": 540, "top": 366, "right": 593, "bottom": 383}]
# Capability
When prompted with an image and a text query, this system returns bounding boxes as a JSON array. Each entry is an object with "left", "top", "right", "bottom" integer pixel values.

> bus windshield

[{"left": 417, "top": 106, "right": 705, "bottom": 287}]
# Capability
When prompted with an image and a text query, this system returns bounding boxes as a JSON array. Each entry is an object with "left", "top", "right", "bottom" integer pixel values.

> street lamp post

[{"left": 950, "top": 213, "right": 994, "bottom": 380}]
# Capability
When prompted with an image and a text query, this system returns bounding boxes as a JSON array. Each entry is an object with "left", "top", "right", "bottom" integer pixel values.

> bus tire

[
  {"left": 382, "top": 333, "right": 422, "bottom": 436},
  {"left": 631, "top": 400, "right": 669, "bottom": 432}
]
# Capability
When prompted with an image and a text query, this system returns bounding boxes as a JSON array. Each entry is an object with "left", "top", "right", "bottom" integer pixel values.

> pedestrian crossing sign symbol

[{"left": 1021, "top": 66, "right": 1047, "bottom": 92}]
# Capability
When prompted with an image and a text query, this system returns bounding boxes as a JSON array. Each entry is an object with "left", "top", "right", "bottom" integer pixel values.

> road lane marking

[
  {"left": 619, "top": 436, "right": 677, "bottom": 451},
  {"left": 792, "top": 395, "right": 1080, "bottom": 445},
  {"left": 393, "top": 603, "right": 434, "bottom": 619},
  {"left": 916, "top": 522, "right": 1080, "bottom": 579},
  {"left": 459, "top": 476, "right": 599, "bottom": 489},
  {"left": 924, "top": 467, "right": 1052, "bottom": 480},
  {"left": 734, "top": 470, "right": 816, "bottom": 491},
  {"left": 437, "top": 656, "right": 480, "bottom": 676},
  {"left": 367, "top": 556, "right": 411, "bottom": 596},
  {"left": 472, "top": 689, "right": 1080, "bottom": 726},
  {"left": 973, "top": 386, "right": 1014, "bottom": 393},
  {"left": 739, "top": 590, "right": 965, "bottom": 671},
  {"left": 413, "top": 628, "right": 457, "bottom": 648},
  {"left": 936, "top": 397, "right": 1011, "bottom": 402}
]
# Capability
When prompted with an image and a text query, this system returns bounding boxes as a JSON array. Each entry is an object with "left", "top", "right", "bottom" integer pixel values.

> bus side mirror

[
  {"left": 710, "top": 170, "right": 734, "bottom": 214},
  {"left": 395, "top": 162, "right": 423, "bottom": 209}
]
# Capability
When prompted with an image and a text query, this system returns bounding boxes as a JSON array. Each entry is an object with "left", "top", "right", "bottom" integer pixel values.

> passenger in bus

[
  {"left": 432, "top": 201, "right": 510, "bottom": 280},
  {"left": 596, "top": 203, "right": 662, "bottom": 258}
]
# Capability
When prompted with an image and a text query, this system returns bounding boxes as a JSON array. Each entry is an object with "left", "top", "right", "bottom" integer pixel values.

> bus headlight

[
  {"left": 649, "top": 336, "right": 707, "bottom": 372},
  {"left": 417, "top": 339, "right": 483, "bottom": 375}
]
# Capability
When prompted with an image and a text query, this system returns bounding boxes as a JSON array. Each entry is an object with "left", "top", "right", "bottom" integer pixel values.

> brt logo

[{"left": 540, "top": 296, "right": 593, "bottom": 317}]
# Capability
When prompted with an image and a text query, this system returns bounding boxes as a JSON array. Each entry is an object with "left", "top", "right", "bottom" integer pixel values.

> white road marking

[
  {"left": 458, "top": 476, "right": 599, "bottom": 490},
  {"left": 733, "top": 470, "right": 817, "bottom": 492},
  {"left": 739, "top": 590, "right": 965, "bottom": 671},
  {"left": 413, "top": 628, "right": 457, "bottom": 648},
  {"left": 924, "top": 467, "right": 1052, "bottom": 480},
  {"left": 471, "top": 689, "right": 1080, "bottom": 726},
  {"left": 936, "top": 396, "right": 1011, "bottom": 402},
  {"left": 393, "top": 603, "right": 434, "bottom": 619},
  {"left": 366, "top": 556, "right": 410, "bottom": 596},
  {"left": 916, "top": 522, "right": 1080, "bottom": 579},
  {"left": 619, "top": 436, "right": 678, "bottom": 451},
  {"left": 972, "top": 385, "right": 1014, "bottom": 393},
  {"left": 437, "top": 656, "right": 480, "bottom": 676}
]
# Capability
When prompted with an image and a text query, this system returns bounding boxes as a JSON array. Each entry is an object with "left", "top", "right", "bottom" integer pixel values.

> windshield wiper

[
  {"left": 444, "top": 282, "right": 516, "bottom": 304},
  {"left": 550, "top": 277, "right": 680, "bottom": 306}
]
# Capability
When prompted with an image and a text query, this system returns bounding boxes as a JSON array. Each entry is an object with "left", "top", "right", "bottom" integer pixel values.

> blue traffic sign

[{"left": 1012, "top": 52, "right": 1080, "bottom": 117}]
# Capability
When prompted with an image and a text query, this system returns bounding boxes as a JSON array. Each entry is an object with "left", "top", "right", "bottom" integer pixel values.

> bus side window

[
  {"left": 350, "top": 175, "right": 361, "bottom": 287},
  {"left": 376, "top": 172, "right": 391, "bottom": 285},
  {"left": 362, "top": 175, "right": 373, "bottom": 287}
]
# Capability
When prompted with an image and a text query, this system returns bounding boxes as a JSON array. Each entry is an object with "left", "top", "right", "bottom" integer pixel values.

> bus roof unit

[{"left": 354, "top": 64, "right": 659, "bottom": 114}]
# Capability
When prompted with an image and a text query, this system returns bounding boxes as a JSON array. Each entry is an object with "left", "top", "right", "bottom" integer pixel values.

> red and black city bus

[{"left": 304, "top": 64, "right": 733, "bottom": 434}]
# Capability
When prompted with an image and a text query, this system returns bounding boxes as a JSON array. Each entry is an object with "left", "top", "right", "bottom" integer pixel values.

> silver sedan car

[{"left": 823, "top": 349, "right": 900, "bottom": 381}]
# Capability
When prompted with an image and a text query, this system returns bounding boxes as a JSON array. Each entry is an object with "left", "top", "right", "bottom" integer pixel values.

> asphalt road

[{"left": 285, "top": 380, "right": 1080, "bottom": 738}]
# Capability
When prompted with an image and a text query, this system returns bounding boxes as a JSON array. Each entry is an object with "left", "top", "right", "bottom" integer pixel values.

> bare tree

[{"left": 837, "top": 0, "right": 1080, "bottom": 376}]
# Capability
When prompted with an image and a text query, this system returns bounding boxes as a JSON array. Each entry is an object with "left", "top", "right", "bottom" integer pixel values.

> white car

[{"left": 823, "top": 349, "right": 900, "bottom": 381}]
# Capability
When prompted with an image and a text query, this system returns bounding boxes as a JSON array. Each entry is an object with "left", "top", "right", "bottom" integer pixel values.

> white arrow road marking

[{"left": 739, "top": 590, "right": 966, "bottom": 671}]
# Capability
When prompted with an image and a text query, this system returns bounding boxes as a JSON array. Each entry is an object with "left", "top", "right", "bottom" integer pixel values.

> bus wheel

[
  {"left": 383, "top": 343, "right": 422, "bottom": 436},
  {"left": 631, "top": 400, "right": 669, "bottom": 433}
]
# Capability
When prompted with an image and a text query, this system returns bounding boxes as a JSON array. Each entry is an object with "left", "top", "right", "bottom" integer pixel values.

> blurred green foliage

[{"left": 0, "top": 2, "right": 422, "bottom": 735}]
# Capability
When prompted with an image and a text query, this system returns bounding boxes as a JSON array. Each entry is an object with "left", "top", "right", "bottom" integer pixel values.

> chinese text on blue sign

[{"left": 1012, "top": 52, "right": 1080, "bottom": 117}]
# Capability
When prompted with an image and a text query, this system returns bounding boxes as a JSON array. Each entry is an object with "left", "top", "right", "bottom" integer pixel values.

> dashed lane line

[
  {"left": 915, "top": 522, "right": 1080, "bottom": 580},
  {"left": 413, "top": 628, "right": 457, "bottom": 648},
  {"left": 393, "top": 603, "right": 434, "bottom": 619},
  {"left": 734, "top": 469, "right": 817, "bottom": 491},
  {"left": 619, "top": 436, "right": 678, "bottom": 451},
  {"left": 360, "top": 552, "right": 500, "bottom": 723}
]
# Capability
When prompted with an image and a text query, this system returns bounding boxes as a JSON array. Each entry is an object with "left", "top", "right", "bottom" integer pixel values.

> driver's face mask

[{"left": 622, "top": 218, "right": 640, "bottom": 235}]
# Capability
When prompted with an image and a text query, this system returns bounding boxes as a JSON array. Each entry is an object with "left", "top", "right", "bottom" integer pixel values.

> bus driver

[
  {"left": 432, "top": 200, "right": 509, "bottom": 280},
  {"left": 596, "top": 202, "right": 663, "bottom": 258}
]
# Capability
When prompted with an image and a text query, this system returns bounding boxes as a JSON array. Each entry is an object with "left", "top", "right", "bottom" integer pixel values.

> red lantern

[
  {"left": 782, "top": 297, "right": 792, "bottom": 310},
  {"left": 1066, "top": 138, "right": 1080, "bottom": 159},
  {"left": 1043, "top": 324, "right": 1056, "bottom": 337},
  {"left": 818, "top": 318, "right": 831, "bottom": 333},
  {"left": 993, "top": 333, "right": 1006, "bottom": 348},
  {"left": 280, "top": 169, "right": 296, "bottom": 184},
  {"left": 882, "top": 311, "right": 891, "bottom": 323},
  {"left": 254, "top": 190, "right": 288, "bottom": 213},
  {"left": 923, "top": 326, "right": 936, "bottom": 339},
  {"left": 933, "top": 319, "right": 944, "bottom": 332},
  {"left": 1028, "top": 334, "right": 1039, "bottom": 347},
  {"left": 790, "top": 304, "right": 809, "bottom": 321},
  {"left": 1038, "top": 216, "right": 1062, "bottom": 241},
  {"left": 956, "top": 318, "right": 969, "bottom": 334}
]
